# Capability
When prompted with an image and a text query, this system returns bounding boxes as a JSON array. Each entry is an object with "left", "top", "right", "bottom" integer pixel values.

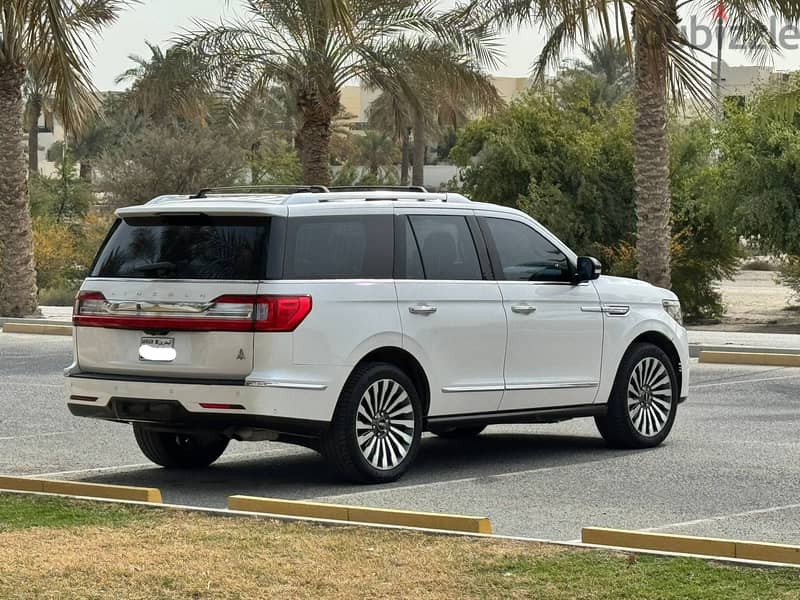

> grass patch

[
  {"left": 0, "top": 494, "right": 798, "bottom": 599},
  {"left": 0, "top": 493, "right": 147, "bottom": 532},
  {"left": 484, "top": 552, "right": 800, "bottom": 599}
]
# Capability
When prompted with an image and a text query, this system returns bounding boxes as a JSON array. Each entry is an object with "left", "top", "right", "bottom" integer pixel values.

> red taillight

[
  {"left": 74, "top": 291, "right": 105, "bottom": 318},
  {"left": 73, "top": 292, "right": 311, "bottom": 333},
  {"left": 255, "top": 295, "right": 312, "bottom": 332}
]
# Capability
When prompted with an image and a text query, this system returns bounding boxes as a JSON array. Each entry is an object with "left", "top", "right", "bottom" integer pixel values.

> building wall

[{"left": 712, "top": 61, "right": 775, "bottom": 99}]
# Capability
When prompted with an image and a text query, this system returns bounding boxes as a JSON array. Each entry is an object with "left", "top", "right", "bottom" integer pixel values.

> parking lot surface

[{"left": 1, "top": 333, "right": 799, "bottom": 543}]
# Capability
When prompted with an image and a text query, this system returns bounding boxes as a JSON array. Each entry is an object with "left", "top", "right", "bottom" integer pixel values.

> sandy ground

[{"left": 704, "top": 270, "right": 800, "bottom": 332}]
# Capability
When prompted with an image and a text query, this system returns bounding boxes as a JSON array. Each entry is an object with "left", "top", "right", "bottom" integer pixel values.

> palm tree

[
  {"left": 367, "top": 90, "right": 414, "bottom": 183},
  {"left": 469, "top": 0, "right": 800, "bottom": 289},
  {"left": 0, "top": 0, "right": 129, "bottom": 317},
  {"left": 354, "top": 130, "right": 400, "bottom": 177},
  {"left": 24, "top": 64, "right": 53, "bottom": 175},
  {"left": 116, "top": 41, "right": 213, "bottom": 126},
  {"left": 369, "top": 38, "right": 501, "bottom": 187},
  {"left": 178, "top": 0, "right": 497, "bottom": 186}
]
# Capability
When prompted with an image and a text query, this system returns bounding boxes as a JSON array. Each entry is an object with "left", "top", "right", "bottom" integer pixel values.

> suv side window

[
  {"left": 408, "top": 215, "right": 483, "bottom": 280},
  {"left": 482, "top": 217, "right": 572, "bottom": 282},
  {"left": 284, "top": 215, "right": 393, "bottom": 279}
]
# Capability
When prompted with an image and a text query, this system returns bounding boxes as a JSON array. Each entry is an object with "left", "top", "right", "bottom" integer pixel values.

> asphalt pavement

[{"left": 1, "top": 332, "right": 799, "bottom": 544}]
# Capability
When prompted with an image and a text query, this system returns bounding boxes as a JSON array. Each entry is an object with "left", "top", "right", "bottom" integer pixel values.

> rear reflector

[
  {"left": 199, "top": 403, "right": 246, "bottom": 410},
  {"left": 69, "top": 395, "right": 98, "bottom": 402},
  {"left": 72, "top": 292, "right": 311, "bottom": 332}
]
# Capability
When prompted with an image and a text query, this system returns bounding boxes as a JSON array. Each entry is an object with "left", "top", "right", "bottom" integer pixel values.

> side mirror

[{"left": 575, "top": 256, "right": 601, "bottom": 283}]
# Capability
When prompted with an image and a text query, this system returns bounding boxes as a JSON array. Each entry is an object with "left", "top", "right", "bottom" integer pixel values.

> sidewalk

[{"left": 688, "top": 330, "right": 800, "bottom": 351}]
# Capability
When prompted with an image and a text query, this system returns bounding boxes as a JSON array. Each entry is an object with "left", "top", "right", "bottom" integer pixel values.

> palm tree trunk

[
  {"left": 632, "top": 28, "right": 672, "bottom": 289},
  {"left": 297, "top": 113, "right": 332, "bottom": 186},
  {"left": 400, "top": 130, "right": 410, "bottom": 185},
  {"left": 79, "top": 162, "right": 92, "bottom": 182},
  {"left": 0, "top": 63, "right": 39, "bottom": 317},
  {"left": 412, "top": 112, "right": 425, "bottom": 187},
  {"left": 27, "top": 96, "right": 41, "bottom": 174}
]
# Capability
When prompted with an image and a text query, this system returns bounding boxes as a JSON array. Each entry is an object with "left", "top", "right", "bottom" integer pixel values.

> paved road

[{"left": 2, "top": 332, "right": 799, "bottom": 544}]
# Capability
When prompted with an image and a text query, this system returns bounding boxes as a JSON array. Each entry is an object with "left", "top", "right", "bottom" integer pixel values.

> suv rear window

[{"left": 90, "top": 215, "right": 269, "bottom": 280}]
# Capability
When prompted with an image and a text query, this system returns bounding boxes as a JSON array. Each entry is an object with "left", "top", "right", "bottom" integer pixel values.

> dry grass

[
  {"left": 0, "top": 510, "right": 560, "bottom": 600},
  {"left": 1, "top": 496, "right": 799, "bottom": 600}
]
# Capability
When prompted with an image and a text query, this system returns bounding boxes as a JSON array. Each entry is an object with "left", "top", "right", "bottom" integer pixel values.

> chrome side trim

[
  {"left": 505, "top": 381, "right": 598, "bottom": 391},
  {"left": 580, "top": 304, "right": 631, "bottom": 316},
  {"left": 246, "top": 380, "right": 327, "bottom": 390},
  {"left": 441, "top": 385, "right": 505, "bottom": 394},
  {"left": 603, "top": 304, "right": 631, "bottom": 316}
]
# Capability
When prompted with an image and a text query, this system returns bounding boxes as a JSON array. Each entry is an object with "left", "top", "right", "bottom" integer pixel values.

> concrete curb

[
  {"left": 1, "top": 322, "right": 72, "bottom": 336},
  {"left": 698, "top": 351, "right": 800, "bottom": 367},
  {"left": 0, "top": 475, "right": 161, "bottom": 503},
  {"left": 228, "top": 495, "right": 492, "bottom": 534},
  {"left": 582, "top": 527, "right": 800, "bottom": 566},
  {"left": 1, "top": 488, "right": 797, "bottom": 569},
  {"left": 689, "top": 344, "right": 800, "bottom": 358}
]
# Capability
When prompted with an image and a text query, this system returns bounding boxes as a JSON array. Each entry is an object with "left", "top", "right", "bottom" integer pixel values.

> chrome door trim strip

[
  {"left": 441, "top": 385, "right": 505, "bottom": 394},
  {"left": 246, "top": 380, "right": 327, "bottom": 390},
  {"left": 505, "top": 381, "right": 599, "bottom": 391},
  {"left": 442, "top": 382, "right": 598, "bottom": 393}
]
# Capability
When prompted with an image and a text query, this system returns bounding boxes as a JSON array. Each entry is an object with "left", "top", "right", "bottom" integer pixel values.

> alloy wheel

[
  {"left": 355, "top": 378, "right": 415, "bottom": 470},
  {"left": 627, "top": 357, "right": 674, "bottom": 437}
]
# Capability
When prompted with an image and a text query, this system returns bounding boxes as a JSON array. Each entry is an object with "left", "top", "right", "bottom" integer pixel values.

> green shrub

[
  {"left": 776, "top": 256, "right": 800, "bottom": 304},
  {"left": 39, "top": 285, "right": 79, "bottom": 306}
]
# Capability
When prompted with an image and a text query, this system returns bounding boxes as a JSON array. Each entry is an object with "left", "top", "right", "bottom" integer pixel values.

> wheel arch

[
  {"left": 629, "top": 331, "right": 683, "bottom": 396},
  {"left": 348, "top": 346, "right": 431, "bottom": 416}
]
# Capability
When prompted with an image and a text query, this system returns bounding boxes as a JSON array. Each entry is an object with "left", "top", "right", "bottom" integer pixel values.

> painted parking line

[
  {"left": 23, "top": 447, "right": 304, "bottom": 479},
  {"left": 690, "top": 373, "right": 800, "bottom": 390},
  {"left": 0, "top": 380, "right": 63, "bottom": 389},
  {"left": 317, "top": 455, "right": 631, "bottom": 503},
  {"left": 0, "top": 431, "right": 75, "bottom": 441},
  {"left": 641, "top": 503, "right": 800, "bottom": 533}
]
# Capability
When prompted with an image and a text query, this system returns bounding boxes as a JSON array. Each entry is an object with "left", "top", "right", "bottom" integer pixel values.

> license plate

[{"left": 139, "top": 337, "right": 176, "bottom": 362}]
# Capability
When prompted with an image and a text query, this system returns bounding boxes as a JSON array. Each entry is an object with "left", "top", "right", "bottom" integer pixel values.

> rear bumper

[
  {"left": 67, "top": 399, "right": 326, "bottom": 437},
  {"left": 65, "top": 372, "right": 334, "bottom": 435}
]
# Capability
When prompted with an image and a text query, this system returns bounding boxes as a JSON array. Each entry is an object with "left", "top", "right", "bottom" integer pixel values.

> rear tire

[
  {"left": 429, "top": 425, "right": 486, "bottom": 438},
  {"left": 595, "top": 342, "right": 678, "bottom": 449},
  {"left": 322, "top": 362, "right": 422, "bottom": 483},
  {"left": 133, "top": 424, "right": 229, "bottom": 468}
]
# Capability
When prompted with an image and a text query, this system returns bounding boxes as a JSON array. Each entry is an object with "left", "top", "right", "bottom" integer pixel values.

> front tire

[
  {"left": 133, "top": 424, "right": 229, "bottom": 468},
  {"left": 595, "top": 343, "right": 678, "bottom": 449},
  {"left": 322, "top": 362, "right": 422, "bottom": 483}
]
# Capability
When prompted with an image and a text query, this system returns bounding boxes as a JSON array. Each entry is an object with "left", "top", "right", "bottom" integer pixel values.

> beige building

[
  {"left": 340, "top": 75, "right": 531, "bottom": 127},
  {"left": 712, "top": 61, "right": 794, "bottom": 102}
]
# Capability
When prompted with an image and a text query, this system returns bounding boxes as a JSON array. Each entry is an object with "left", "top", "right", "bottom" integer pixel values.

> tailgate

[
  {"left": 74, "top": 280, "right": 259, "bottom": 379},
  {"left": 73, "top": 213, "right": 271, "bottom": 380}
]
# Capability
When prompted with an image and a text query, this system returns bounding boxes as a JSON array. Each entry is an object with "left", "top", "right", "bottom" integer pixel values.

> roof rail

[
  {"left": 326, "top": 185, "right": 429, "bottom": 193},
  {"left": 191, "top": 184, "right": 330, "bottom": 198}
]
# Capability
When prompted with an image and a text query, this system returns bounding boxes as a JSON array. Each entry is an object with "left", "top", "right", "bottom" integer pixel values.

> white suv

[{"left": 66, "top": 186, "right": 689, "bottom": 483}]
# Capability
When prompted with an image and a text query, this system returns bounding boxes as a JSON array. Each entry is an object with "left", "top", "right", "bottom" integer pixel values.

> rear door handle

[
  {"left": 511, "top": 303, "right": 537, "bottom": 315},
  {"left": 409, "top": 304, "right": 437, "bottom": 316}
]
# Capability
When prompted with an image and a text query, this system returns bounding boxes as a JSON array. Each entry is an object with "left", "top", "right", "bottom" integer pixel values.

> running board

[{"left": 425, "top": 404, "right": 606, "bottom": 428}]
